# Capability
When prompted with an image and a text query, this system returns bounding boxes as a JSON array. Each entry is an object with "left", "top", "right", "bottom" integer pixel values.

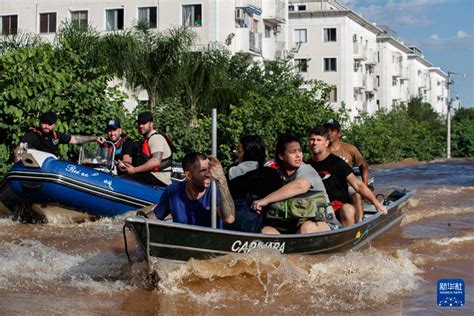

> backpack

[{"left": 264, "top": 190, "right": 332, "bottom": 222}]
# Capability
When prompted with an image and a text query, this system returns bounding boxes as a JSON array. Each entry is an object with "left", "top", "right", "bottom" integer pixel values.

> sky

[{"left": 340, "top": 0, "right": 474, "bottom": 108}]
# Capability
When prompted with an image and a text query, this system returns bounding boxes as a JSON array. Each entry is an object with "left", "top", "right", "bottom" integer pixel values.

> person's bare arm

[
  {"left": 122, "top": 151, "right": 163, "bottom": 174},
  {"left": 251, "top": 178, "right": 311, "bottom": 211},
  {"left": 359, "top": 160, "right": 369, "bottom": 185},
  {"left": 70, "top": 135, "right": 105, "bottom": 145},
  {"left": 208, "top": 156, "right": 235, "bottom": 224},
  {"left": 347, "top": 173, "right": 386, "bottom": 214}
]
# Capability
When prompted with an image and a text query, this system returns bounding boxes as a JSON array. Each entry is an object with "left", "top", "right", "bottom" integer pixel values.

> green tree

[
  {"left": 101, "top": 23, "right": 196, "bottom": 109},
  {"left": 452, "top": 108, "right": 474, "bottom": 157}
]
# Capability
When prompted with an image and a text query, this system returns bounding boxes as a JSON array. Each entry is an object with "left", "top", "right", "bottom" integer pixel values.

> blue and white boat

[{"left": 0, "top": 148, "right": 167, "bottom": 223}]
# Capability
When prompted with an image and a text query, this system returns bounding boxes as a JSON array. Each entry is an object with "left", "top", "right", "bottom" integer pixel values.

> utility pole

[{"left": 446, "top": 72, "right": 452, "bottom": 159}]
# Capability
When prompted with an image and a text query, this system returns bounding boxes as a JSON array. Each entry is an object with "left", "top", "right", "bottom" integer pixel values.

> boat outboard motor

[{"left": 21, "top": 148, "right": 57, "bottom": 168}]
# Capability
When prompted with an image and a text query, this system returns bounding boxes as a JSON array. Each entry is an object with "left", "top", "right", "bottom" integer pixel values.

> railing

[{"left": 353, "top": 43, "right": 367, "bottom": 60}]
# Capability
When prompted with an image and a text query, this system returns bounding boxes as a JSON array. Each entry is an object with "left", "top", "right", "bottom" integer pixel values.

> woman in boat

[{"left": 226, "top": 135, "right": 283, "bottom": 232}]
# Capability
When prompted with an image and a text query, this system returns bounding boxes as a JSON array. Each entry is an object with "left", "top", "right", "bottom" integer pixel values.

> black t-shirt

[
  {"left": 307, "top": 153, "right": 353, "bottom": 204},
  {"left": 20, "top": 130, "right": 71, "bottom": 156},
  {"left": 114, "top": 136, "right": 136, "bottom": 162},
  {"left": 228, "top": 167, "right": 284, "bottom": 200}
]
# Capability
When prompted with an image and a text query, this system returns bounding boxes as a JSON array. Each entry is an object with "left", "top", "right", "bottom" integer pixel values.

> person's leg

[
  {"left": 337, "top": 203, "right": 356, "bottom": 226},
  {"left": 298, "top": 220, "right": 330, "bottom": 233},
  {"left": 261, "top": 226, "right": 281, "bottom": 234}
]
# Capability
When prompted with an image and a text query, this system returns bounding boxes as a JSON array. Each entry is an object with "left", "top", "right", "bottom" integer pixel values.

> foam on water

[
  {"left": 0, "top": 239, "right": 139, "bottom": 294},
  {"left": 151, "top": 248, "right": 421, "bottom": 311}
]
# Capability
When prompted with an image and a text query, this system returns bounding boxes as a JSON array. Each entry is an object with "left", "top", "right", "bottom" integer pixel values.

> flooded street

[{"left": 1, "top": 158, "right": 473, "bottom": 315}]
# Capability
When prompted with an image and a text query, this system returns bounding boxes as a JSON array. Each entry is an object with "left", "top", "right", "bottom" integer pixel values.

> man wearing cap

[
  {"left": 14, "top": 111, "right": 105, "bottom": 162},
  {"left": 102, "top": 118, "right": 136, "bottom": 170},
  {"left": 323, "top": 118, "right": 370, "bottom": 223},
  {"left": 119, "top": 111, "right": 172, "bottom": 187}
]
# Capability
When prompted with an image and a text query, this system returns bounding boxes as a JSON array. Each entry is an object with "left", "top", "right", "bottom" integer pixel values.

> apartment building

[
  {"left": 287, "top": 0, "right": 382, "bottom": 119},
  {"left": 375, "top": 26, "right": 411, "bottom": 110},
  {"left": 1, "top": 0, "right": 449, "bottom": 116},
  {"left": 428, "top": 67, "right": 448, "bottom": 115},
  {"left": 0, "top": 0, "right": 287, "bottom": 59},
  {"left": 407, "top": 48, "right": 448, "bottom": 115}
]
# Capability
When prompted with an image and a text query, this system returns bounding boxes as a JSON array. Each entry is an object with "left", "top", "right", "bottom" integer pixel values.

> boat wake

[{"left": 150, "top": 248, "right": 422, "bottom": 311}]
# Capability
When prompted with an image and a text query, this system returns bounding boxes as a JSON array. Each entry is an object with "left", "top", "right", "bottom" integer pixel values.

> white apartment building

[
  {"left": 407, "top": 46, "right": 446, "bottom": 110},
  {"left": 287, "top": 0, "right": 381, "bottom": 119},
  {"left": 376, "top": 27, "right": 411, "bottom": 110},
  {"left": 0, "top": 0, "right": 287, "bottom": 60},
  {"left": 1, "top": 0, "right": 449, "bottom": 116},
  {"left": 428, "top": 67, "right": 448, "bottom": 115}
]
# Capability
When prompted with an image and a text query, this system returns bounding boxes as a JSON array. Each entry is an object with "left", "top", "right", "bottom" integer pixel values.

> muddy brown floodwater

[{"left": 1, "top": 158, "right": 473, "bottom": 315}]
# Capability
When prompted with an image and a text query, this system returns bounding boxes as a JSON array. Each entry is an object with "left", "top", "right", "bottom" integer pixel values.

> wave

[
  {"left": 402, "top": 205, "right": 474, "bottom": 225},
  {"left": 152, "top": 248, "right": 422, "bottom": 311}
]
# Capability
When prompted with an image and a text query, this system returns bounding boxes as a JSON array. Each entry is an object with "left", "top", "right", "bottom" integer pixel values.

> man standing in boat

[
  {"left": 251, "top": 134, "right": 338, "bottom": 234},
  {"left": 307, "top": 126, "right": 386, "bottom": 226},
  {"left": 152, "top": 152, "right": 235, "bottom": 228},
  {"left": 324, "top": 119, "right": 370, "bottom": 223},
  {"left": 119, "top": 111, "right": 172, "bottom": 187},
  {"left": 13, "top": 111, "right": 105, "bottom": 162},
  {"left": 102, "top": 118, "right": 135, "bottom": 172}
]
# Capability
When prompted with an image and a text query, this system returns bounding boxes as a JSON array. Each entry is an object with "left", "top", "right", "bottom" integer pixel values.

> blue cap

[{"left": 106, "top": 119, "right": 121, "bottom": 129}]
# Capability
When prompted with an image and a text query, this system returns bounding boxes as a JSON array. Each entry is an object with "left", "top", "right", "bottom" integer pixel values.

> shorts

[{"left": 331, "top": 200, "right": 344, "bottom": 212}]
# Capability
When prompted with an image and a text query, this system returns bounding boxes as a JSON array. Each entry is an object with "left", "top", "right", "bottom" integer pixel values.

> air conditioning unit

[{"left": 235, "top": 8, "right": 245, "bottom": 20}]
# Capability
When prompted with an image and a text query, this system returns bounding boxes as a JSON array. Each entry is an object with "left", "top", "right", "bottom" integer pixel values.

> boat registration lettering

[
  {"left": 65, "top": 165, "right": 90, "bottom": 177},
  {"left": 231, "top": 240, "right": 285, "bottom": 254}
]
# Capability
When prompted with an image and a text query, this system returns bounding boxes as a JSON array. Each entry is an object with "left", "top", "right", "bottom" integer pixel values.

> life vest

[
  {"left": 136, "top": 132, "right": 173, "bottom": 172},
  {"left": 28, "top": 127, "right": 60, "bottom": 155},
  {"left": 102, "top": 135, "right": 130, "bottom": 161}
]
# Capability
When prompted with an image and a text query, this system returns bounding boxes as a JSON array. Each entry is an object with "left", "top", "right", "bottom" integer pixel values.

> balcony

[
  {"left": 353, "top": 43, "right": 367, "bottom": 60},
  {"left": 235, "top": 28, "right": 262, "bottom": 56},
  {"left": 262, "top": 0, "right": 286, "bottom": 24},
  {"left": 392, "top": 64, "right": 402, "bottom": 77},
  {"left": 365, "top": 74, "right": 376, "bottom": 91},
  {"left": 366, "top": 50, "right": 377, "bottom": 65},
  {"left": 236, "top": 0, "right": 262, "bottom": 10},
  {"left": 354, "top": 72, "right": 366, "bottom": 88}
]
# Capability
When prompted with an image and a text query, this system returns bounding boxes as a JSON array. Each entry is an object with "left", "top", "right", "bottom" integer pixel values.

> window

[
  {"left": 354, "top": 61, "right": 361, "bottom": 72},
  {"left": 324, "top": 58, "right": 337, "bottom": 72},
  {"left": 376, "top": 75, "right": 380, "bottom": 87},
  {"left": 298, "top": 5, "right": 307, "bottom": 11},
  {"left": 71, "top": 10, "right": 88, "bottom": 30},
  {"left": 329, "top": 87, "right": 337, "bottom": 103},
  {"left": 294, "top": 29, "right": 307, "bottom": 43},
  {"left": 182, "top": 4, "right": 202, "bottom": 27},
  {"left": 1, "top": 15, "right": 18, "bottom": 35},
  {"left": 295, "top": 58, "right": 308, "bottom": 73},
  {"left": 39, "top": 12, "right": 57, "bottom": 33},
  {"left": 324, "top": 28, "right": 336, "bottom": 42},
  {"left": 288, "top": 5, "right": 295, "bottom": 12},
  {"left": 377, "top": 51, "right": 380, "bottom": 63},
  {"left": 265, "top": 25, "right": 271, "bottom": 38},
  {"left": 376, "top": 99, "right": 380, "bottom": 110},
  {"left": 392, "top": 76, "right": 397, "bottom": 86},
  {"left": 138, "top": 7, "right": 157, "bottom": 28},
  {"left": 106, "top": 9, "right": 124, "bottom": 31}
]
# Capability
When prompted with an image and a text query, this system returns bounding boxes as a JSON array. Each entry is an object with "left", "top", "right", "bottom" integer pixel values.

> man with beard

[
  {"left": 14, "top": 111, "right": 105, "bottom": 161},
  {"left": 102, "top": 118, "right": 135, "bottom": 170},
  {"left": 119, "top": 111, "right": 172, "bottom": 187},
  {"left": 153, "top": 152, "right": 235, "bottom": 228},
  {"left": 307, "top": 126, "right": 386, "bottom": 226}
]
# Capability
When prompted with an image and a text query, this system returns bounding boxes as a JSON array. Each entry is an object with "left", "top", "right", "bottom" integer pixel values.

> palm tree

[{"left": 101, "top": 23, "right": 196, "bottom": 109}]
